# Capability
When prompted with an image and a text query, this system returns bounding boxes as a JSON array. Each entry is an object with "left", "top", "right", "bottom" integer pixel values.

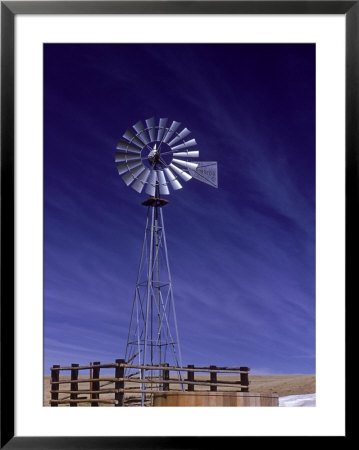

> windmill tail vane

[{"left": 115, "top": 117, "right": 218, "bottom": 406}]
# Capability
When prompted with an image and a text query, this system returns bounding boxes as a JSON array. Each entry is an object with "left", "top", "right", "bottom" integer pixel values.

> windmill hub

[
  {"left": 147, "top": 144, "right": 161, "bottom": 165},
  {"left": 147, "top": 152, "right": 160, "bottom": 163}
]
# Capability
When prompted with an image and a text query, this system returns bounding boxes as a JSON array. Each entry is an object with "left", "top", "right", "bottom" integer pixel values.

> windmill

[{"left": 115, "top": 118, "right": 218, "bottom": 405}]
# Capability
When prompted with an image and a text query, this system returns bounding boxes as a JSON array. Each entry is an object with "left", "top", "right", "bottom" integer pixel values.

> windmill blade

[
  {"left": 188, "top": 161, "right": 218, "bottom": 188},
  {"left": 157, "top": 170, "right": 170, "bottom": 195},
  {"left": 164, "top": 167, "right": 182, "bottom": 190},
  {"left": 115, "top": 152, "right": 142, "bottom": 163},
  {"left": 133, "top": 120, "right": 150, "bottom": 145},
  {"left": 145, "top": 117, "right": 156, "bottom": 141},
  {"left": 122, "top": 165, "right": 146, "bottom": 186},
  {"left": 145, "top": 170, "right": 157, "bottom": 196},
  {"left": 131, "top": 168, "right": 151, "bottom": 193},
  {"left": 172, "top": 158, "right": 198, "bottom": 171},
  {"left": 169, "top": 163, "right": 192, "bottom": 182},
  {"left": 163, "top": 121, "right": 181, "bottom": 143},
  {"left": 170, "top": 139, "right": 197, "bottom": 151},
  {"left": 123, "top": 129, "right": 144, "bottom": 149},
  {"left": 172, "top": 150, "right": 199, "bottom": 158},
  {"left": 168, "top": 128, "right": 191, "bottom": 147},
  {"left": 157, "top": 118, "right": 168, "bottom": 142},
  {"left": 117, "top": 160, "right": 143, "bottom": 175},
  {"left": 117, "top": 139, "right": 142, "bottom": 154}
]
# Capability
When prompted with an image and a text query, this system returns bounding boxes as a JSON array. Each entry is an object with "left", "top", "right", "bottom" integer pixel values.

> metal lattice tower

[
  {"left": 115, "top": 118, "right": 218, "bottom": 405},
  {"left": 125, "top": 194, "right": 183, "bottom": 404}
]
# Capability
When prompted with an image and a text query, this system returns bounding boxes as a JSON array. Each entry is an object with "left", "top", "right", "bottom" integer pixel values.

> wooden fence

[{"left": 50, "top": 359, "right": 250, "bottom": 406}]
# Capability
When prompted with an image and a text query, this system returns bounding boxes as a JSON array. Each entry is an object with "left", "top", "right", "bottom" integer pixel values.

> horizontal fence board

[
  {"left": 51, "top": 363, "right": 249, "bottom": 374},
  {"left": 119, "top": 389, "right": 156, "bottom": 394},
  {"left": 121, "top": 363, "right": 248, "bottom": 374},
  {"left": 186, "top": 366, "right": 249, "bottom": 371},
  {"left": 50, "top": 399, "right": 117, "bottom": 404},
  {"left": 51, "top": 363, "right": 117, "bottom": 371},
  {"left": 51, "top": 377, "right": 117, "bottom": 385},
  {"left": 119, "top": 378, "right": 245, "bottom": 389},
  {"left": 50, "top": 389, "right": 118, "bottom": 395}
]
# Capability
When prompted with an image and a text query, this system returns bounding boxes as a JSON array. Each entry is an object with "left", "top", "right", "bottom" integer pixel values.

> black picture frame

[{"left": 1, "top": 1, "right": 352, "bottom": 447}]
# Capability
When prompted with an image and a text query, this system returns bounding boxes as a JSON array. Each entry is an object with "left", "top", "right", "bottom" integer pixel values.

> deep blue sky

[{"left": 44, "top": 44, "right": 315, "bottom": 375}]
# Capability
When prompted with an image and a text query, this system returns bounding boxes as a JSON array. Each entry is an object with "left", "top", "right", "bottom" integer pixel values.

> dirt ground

[
  {"left": 248, "top": 374, "right": 315, "bottom": 397},
  {"left": 43, "top": 374, "right": 315, "bottom": 406}
]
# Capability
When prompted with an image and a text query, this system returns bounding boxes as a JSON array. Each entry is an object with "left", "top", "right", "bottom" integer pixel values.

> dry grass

[{"left": 43, "top": 373, "right": 315, "bottom": 407}]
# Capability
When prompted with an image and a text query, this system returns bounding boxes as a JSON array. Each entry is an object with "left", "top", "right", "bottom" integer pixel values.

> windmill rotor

[{"left": 115, "top": 117, "right": 218, "bottom": 196}]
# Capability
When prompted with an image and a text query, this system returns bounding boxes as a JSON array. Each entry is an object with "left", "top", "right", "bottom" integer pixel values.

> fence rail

[{"left": 49, "top": 358, "right": 250, "bottom": 406}]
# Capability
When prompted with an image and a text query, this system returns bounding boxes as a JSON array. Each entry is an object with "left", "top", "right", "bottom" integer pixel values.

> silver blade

[
  {"left": 133, "top": 120, "right": 150, "bottom": 145},
  {"left": 123, "top": 129, "right": 144, "bottom": 149},
  {"left": 172, "top": 158, "right": 198, "bottom": 170},
  {"left": 169, "top": 163, "right": 192, "bottom": 182},
  {"left": 138, "top": 131, "right": 150, "bottom": 145},
  {"left": 157, "top": 170, "right": 170, "bottom": 195},
  {"left": 163, "top": 121, "right": 181, "bottom": 143},
  {"left": 133, "top": 120, "right": 144, "bottom": 134},
  {"left": 167, "top": 128, "right": 191, "bottom": 147},
  {"left": 164, "top": 167, "right": 182, "bottom": 190},
  {"left": 115, "top": 152, "right": 142, "bottom": 163},
  {"left": 188, "top": 161, "right": 218, "bottom": 188},
  {"left": 122, "top": 165, "right": 146, "bottom": 186},
  {"left": 170, "top": 139, "right": 197, "bottom": 151},
  {"left": 172, "top": 150, "right": 199, "bottom": 158},
  {"left": 131, "top": 168, "right": 151, "bottom": 193},
  {"left": 146, "top": 117, "right": 156, "bottom": 141},
  {"left": 117, "top": 160, "right": 143, "bottom": 175},
  {"left": 145, "top": 170, "right": 157, "bottom": 196},
  {"left": 117, "top": 139, "right": 142, "bottom": 154},
  {"left": 157, "top": 118, "right": 168, "bottom": 141}
]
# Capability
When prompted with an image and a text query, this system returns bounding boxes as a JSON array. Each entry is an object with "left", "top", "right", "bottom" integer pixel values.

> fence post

[
  {"left": 70, "top": 363, "right": 79, "bottom": 407},
  {"left": 50, "top": 365, "right": 60, "bottom": 407},
  {"left": 187, "top": 365, "right": 195, "bottom": 391},
  {"left": 163, "top": 363, "right": 169, "bottom": 391},
  {"left": 240, "top": 367, "right": 249, "bottom": 392},
  {"left": 115, "top": 359, "right": 125, "bottom": 407},
  {"left": 91, "top": 361, "right": 101, "bottom": 406},
  {"left": 89, "top": 362, "right": 93, "bottom": 393},
  {"left": 210, "top": 365, "right": 217, "bottom": 392}
]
